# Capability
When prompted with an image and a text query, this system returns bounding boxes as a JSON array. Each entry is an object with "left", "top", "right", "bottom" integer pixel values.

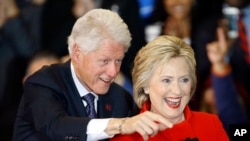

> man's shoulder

[
  {"left": 109, "top": 83, "right": 132, "bottom": 96},
  {"left": 24, "top": 62, "right": 72, "bottom": 89},
  {"left": 101, "top": 82, "right": 134, "bottom": 104}
]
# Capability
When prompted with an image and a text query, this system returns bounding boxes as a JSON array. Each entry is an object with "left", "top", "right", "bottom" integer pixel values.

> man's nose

[{"left": 106, "top": 63, "right": 120, "bottom": 77}]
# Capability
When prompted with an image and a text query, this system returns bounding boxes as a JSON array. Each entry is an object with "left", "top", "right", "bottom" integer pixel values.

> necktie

[
  {"left": 82, "top": 93, "right": 97, "bottom": 118},
  {"left": 237, "top": 12, "right": 250, "bottom": 64}
]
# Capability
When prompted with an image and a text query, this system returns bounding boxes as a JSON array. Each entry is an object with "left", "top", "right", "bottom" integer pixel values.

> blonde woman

[{"left": 111, "top": 35, "right": 229, "bottom": 141}]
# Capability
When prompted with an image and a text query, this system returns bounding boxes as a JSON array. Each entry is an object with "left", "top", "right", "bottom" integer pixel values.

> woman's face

[
  {"left": 146, "top": 57, "right": 192, "bottom": 122},
  {"left": 164, "top": 0, "right": 193, "bottom": 19}
]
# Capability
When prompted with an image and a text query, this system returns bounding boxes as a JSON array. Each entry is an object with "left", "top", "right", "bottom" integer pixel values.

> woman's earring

[{"left": 144, "top": 88, "right": 149, "bottom": 94}]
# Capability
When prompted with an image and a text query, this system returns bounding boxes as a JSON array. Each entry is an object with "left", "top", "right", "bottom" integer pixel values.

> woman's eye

[
  {"left": 181, "top": 78, "right": 190, "bottom": 83},
  {"left": 163, "top": 79, "right": 170, "bottom": 83}
]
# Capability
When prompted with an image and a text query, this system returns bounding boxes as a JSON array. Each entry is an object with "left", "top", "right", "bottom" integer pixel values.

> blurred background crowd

[{"left": 0, "top": 0, "right": 249, "bottom": 140}]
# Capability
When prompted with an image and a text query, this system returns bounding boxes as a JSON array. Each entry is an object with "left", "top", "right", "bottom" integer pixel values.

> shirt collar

[{"left": 70, "top": 62, "right": 98, "bottom": 100}]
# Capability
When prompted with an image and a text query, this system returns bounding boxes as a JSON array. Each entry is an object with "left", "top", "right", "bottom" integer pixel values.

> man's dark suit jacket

[{"left": 12, "top": 60, "right": 135, "bottom": 141}]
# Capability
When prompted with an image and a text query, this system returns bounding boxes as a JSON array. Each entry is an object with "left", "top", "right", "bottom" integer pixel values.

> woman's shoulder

[{"left": 190, "top": 110, "right": 222, "bottom": 125}]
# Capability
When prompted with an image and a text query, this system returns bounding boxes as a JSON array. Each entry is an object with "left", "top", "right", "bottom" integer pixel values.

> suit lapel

[
  {"left": 97, "top": 95, "right": 114, "bottom": 118},
  {"left": 61, "top": 60, "right": 89, "bottom": 117}
]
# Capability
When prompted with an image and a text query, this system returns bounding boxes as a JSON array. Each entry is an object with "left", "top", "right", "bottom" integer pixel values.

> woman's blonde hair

[{"left": 132, "top": 35, "right": 197, "bottom": 108}]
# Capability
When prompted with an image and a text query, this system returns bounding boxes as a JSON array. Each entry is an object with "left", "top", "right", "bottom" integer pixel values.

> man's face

[{"left": 74, "top": 39, "right": 125, "bottom": 94}]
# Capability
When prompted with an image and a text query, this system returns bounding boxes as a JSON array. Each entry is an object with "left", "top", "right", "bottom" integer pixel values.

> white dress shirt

[{"left": 71, "top": 63, "right": 113, "bottom": 140}]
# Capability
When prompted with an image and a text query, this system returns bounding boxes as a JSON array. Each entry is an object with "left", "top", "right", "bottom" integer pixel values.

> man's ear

[{"left": 71, "top": 44, "right": 81, "bottom": 62}]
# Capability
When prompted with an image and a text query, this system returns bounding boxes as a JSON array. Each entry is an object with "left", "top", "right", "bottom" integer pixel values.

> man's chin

[{"left": 93, "top": 86, "right": 110, "bottom": 95}]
